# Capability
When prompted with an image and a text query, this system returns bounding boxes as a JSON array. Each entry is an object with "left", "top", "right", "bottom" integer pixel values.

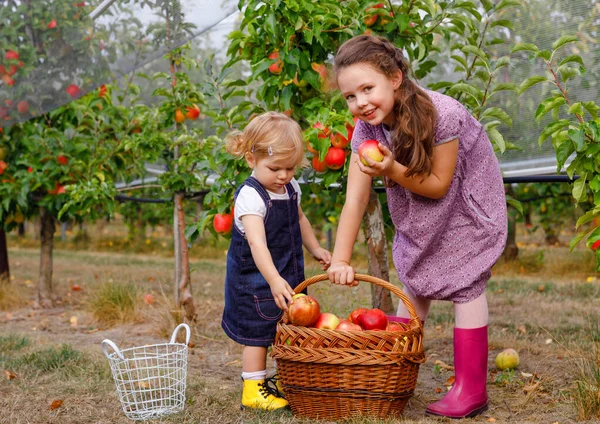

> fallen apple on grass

[
  {"left": 358, "top": 139, "right": 384, "bottom": 166},
  {"left": 495, "top": 348, "right": 520, "bottom": 370}
]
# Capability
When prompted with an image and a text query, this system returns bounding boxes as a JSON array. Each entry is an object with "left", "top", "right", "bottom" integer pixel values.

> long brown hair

[{"left": 334, "top": 35, "right": 437, "bottom": 178}]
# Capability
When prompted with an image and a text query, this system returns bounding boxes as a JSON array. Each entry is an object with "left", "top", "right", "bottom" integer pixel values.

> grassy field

[{"left": 1, "top": 223, "right": 600, "bottom": 423}]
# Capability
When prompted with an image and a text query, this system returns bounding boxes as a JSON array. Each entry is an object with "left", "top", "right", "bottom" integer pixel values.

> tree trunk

[
  {"left": 175, "top": 192, "right": 196, "bottom": 322},
  {"left": 37, "top": 207, "right": 55, "bottom": 308},
  {"left": 362, "top": 187, "right": 394, "bottom": 313},
  {"left": 0, "top": 229, "right": 9, "bottom": 283},
  {"left": 503, "top": 186, "right": 519, "bottom": 261}
]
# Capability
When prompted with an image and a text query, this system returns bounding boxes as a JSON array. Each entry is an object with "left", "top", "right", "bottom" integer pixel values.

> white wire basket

[{"left": 102, "top": 324, "right": 191, "bottom": 421}]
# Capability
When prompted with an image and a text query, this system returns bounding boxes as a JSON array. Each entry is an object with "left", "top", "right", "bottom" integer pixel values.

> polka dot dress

[{"left": 351, "top": 89, "right": 508, "bottom": 303}]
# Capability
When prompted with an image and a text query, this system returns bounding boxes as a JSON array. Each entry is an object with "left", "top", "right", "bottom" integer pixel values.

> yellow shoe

[
  {"left": 241, "top": 379, "right": 288, "bottom": 411},
  {"left": 265, "top": 373, "right": 285, "bottom": 398}
]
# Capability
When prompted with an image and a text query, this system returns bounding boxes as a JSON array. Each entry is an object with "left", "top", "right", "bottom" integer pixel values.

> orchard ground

[{"left": 1, "top": 220, "right": 599, "bottom": 423}]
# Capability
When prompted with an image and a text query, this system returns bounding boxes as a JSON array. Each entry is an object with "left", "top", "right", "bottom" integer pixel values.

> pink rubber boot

[{"left": 426, "top": 326, "right": 489, "bottom": 418}]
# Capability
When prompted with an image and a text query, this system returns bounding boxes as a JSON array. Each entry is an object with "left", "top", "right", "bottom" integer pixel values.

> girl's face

[
  {"left": 245, "top": 152, "right": 297, "bottom": 194},
  {"left": 337, "top": 63, "right": 402, "bottom": 127}
]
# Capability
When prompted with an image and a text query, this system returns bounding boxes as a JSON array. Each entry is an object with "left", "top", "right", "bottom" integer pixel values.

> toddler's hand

[
  {"left": 311, "top": 247, "right": 332, "bottom": 271},
  {"left": 269, "top": 277, "right": 295, "bottom": 311},
  {"left": 327, "top": 261, "right": 359, "bottom": 286}
]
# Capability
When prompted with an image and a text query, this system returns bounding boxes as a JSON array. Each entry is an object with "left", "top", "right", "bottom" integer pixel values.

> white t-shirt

[{"left": 234, "top": 177, "right": 302, "bottom": 233}]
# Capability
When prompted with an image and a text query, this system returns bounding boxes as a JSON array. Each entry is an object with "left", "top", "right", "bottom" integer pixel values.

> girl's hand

[
  {"left": 327, "top": 261, "right": 359, "bottom": 286},
  {"left": 357, "top": 143, "right": 395, "bottom": 177},
  {"left": 311, "top": 247, "right": 332, "bottom": 271},
  {"left": 269, "top": 277, "right": 296, "bottom": 311}
]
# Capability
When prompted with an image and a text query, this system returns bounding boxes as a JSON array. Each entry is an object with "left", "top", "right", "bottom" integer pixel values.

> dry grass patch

[{"left": 86, "top": 282, "right": 141, "bottom": 328}]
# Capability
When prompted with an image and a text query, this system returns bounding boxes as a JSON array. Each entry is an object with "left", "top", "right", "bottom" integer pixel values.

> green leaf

[
  {"left": 569, "top": 102, "right": 585, "bottom": 117},
  {"left": 511, "top": 43, "right": 539, "bottom": 54},
  {"left": 559, "top": 55, "right": 585, "bottom": 67},
  {"left": 490, "top": 83, "right": 517, "bottom": 94},
  {"left": 496, "top": 0, "right": 521, "bottom": 10},
  {"left": 518, "top": 76, "right": 549, "bottom": 95},
  {"left": 535, "top": 50, "right": 551, "bottom": 61},
  {"left": 487, "top": 127, "right": 506, "bottom": 153},
  {"left": 570, "top": 227, "right": 594, "bottom": 251},
  {"left": 481, "top": 107, "right": 512, "bottom": 126},
  {"left": 558, "top": 65, "right": 581, "bottom": 82},
  {"left": 447, "top": 83, "right": 481, "bottom": 102},
  {"left": 462, "top": 45, "right": 488, "bottom": 62},
  {"left": 552, "top": 35, "right": 579, "bottom": 52},
  {"left": 555, "top": 138, "right": 574, "bottom": 171},
  {"left": 490, "top": 19, "right": 513, "bottom": 30},
  {"left": 569, "top": 127, "right": 586, "bottom": 152},
  {"left": 575, "top": 208, "right": 600, "bottom": 229},
  {"left": 572, "top": 173, "right": 587, "bottom": 203},
  {"left": 506, "top": 198, "right": 523, "bottom": 215}
]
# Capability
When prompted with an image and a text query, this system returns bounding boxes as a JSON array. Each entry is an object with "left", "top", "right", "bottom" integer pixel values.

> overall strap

[{"left": 243, "top": 176, "right": 272, "bottom": 223}]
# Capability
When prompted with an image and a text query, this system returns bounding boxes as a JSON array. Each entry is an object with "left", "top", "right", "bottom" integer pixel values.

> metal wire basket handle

[
  {"left": 285, "top": 273, "right": 421, "bottom": 325},
  {"left": 170, "top": 323, "right": 191, "bottom": 345},
  {"left": 101, "top": 323, "right": 191, "bottom": 360},
  {"left": 101, "top": 339, "right": 125, "bottom": 360}
]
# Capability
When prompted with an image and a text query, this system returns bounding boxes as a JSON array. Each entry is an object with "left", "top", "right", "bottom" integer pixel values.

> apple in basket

[
  {"left": 336, "top": 319, "right": 362, "bottom": 331},
  {"left": 288, "top": 294, "right": 321, "bottom": 327},
  {"left": 387, "top": 321, "right": 405, "bottom": 331},
  {"left": 314, "top": 312, "right": 340, "bottom": 330},
  {"left": 348, "top": 307, "right": 369, "bottom": 324},
  {"left": 357, "top": 308, "right": 388, "bottom": 330}
]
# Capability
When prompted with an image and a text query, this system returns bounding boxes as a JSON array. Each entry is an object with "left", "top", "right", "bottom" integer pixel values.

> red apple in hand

[
  {"left": 348, "top": 307, "right": 368, "bottom": 324},
  {"left": 336, "top": 319, "right": 362, "bottom": 331},
  {"left": 357, "top": 308, "right": 388, "bottom": 330},
  {"left": 358, "top": 139, "right": 384, "bottom": 166},
  {"left": 288, "top": 295, "right": 320, "bottom": 327},
  {"left": 314, "top": 312, "right": 340, "bottom": 330}
]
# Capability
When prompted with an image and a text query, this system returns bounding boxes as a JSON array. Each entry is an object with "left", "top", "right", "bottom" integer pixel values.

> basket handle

[
  {"left": 286, "top": 273, "right": 420, "bottom": 324},
  {"left": 170, "top": 323, "right": 191, "bottom": 345},
  {"left": 101, "top": 339, "right": 125, "bottom": 360}
]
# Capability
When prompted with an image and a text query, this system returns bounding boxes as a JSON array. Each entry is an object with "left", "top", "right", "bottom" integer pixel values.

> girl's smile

[{"left": 337, "top": 63, "right": 402, "bottom": 127}]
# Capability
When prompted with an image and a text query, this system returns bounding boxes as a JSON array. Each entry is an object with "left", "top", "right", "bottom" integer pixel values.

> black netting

[{"left": 0, "top": 0, "right": 237, "bottom": 128}]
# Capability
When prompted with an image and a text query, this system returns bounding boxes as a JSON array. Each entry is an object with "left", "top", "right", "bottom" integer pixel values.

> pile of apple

[{"left": 287, "top": 293, "right": 404, "bottom": 332}]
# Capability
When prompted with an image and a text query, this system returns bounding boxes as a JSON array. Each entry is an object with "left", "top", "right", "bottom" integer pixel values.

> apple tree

[{"left": 512, "top": 36, "right": 600, "bottom": 269}]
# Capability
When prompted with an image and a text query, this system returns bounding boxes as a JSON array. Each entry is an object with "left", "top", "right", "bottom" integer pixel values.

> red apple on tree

[
  {"left": 325, "top": 147, "right": 346, "bottom": 170},
  {"left": 358, "top": 139, "right": 384, "bottom": 166},
  {"left": 17, "top": 100, "right": 29, "bottom": 114},
  {"left": 363, "top": 3, "right": 384, "bottom": 26},
  {"left": 0, "top": 161, "right": 7, "bottom": 175},
  {"left": 288, "top": 295, "right": 321, "bottom": 327},
  {"left": 185, "top": 104, "right": 201, "bottom": 120},
  {"left": 65, "top": 84, "right": 81, "bottom": 98},
  {"left": 357, "top": 308, "right": 388, "bottom": 330},
  {"left": 268, "top": 51, "right": 283, "bottom": 75},
  {"left": 348, "top": 307, "right": 368, "bottom": 324},
  {"left": 5, "top": 50, "right": 19, "bottom": 61},
  {"left": 311, "top": 155, "right": 328, "bottom": 173},
  {"left": 213, "top": 212, "right": 233, "bottom": 234},
  {"left": 47, "top": 19, "right": 57, "bottom": 29},
  {"left": 174, "top": 109, "right": 186, "bottom": 123},
  {"left": 314, "top": 312, "right": 340, "bottom": 330},
  {"left": 330, "top": 132, "right": 349, "bottom": 149}
]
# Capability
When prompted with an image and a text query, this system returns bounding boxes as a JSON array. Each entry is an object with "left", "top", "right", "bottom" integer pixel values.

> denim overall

[{"left": 221, "top": 177, "right": 305, "bottom": 347}]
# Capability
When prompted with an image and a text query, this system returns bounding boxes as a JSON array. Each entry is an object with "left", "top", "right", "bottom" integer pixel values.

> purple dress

[{"left": 351, "top": 89, "right": 508, "bottom": 303}]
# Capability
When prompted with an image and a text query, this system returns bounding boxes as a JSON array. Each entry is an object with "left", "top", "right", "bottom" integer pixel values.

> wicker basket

[{"left": 271, "top": 274, "right": 425, "bottom": 420}]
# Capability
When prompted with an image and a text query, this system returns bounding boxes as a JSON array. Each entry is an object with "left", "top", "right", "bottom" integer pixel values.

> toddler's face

[
  {"left": 247, "top": 154, "right": 297, "bottom": 194},
  {"left": 337, "top": 63, "right": 402, "bottom": 127}
]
